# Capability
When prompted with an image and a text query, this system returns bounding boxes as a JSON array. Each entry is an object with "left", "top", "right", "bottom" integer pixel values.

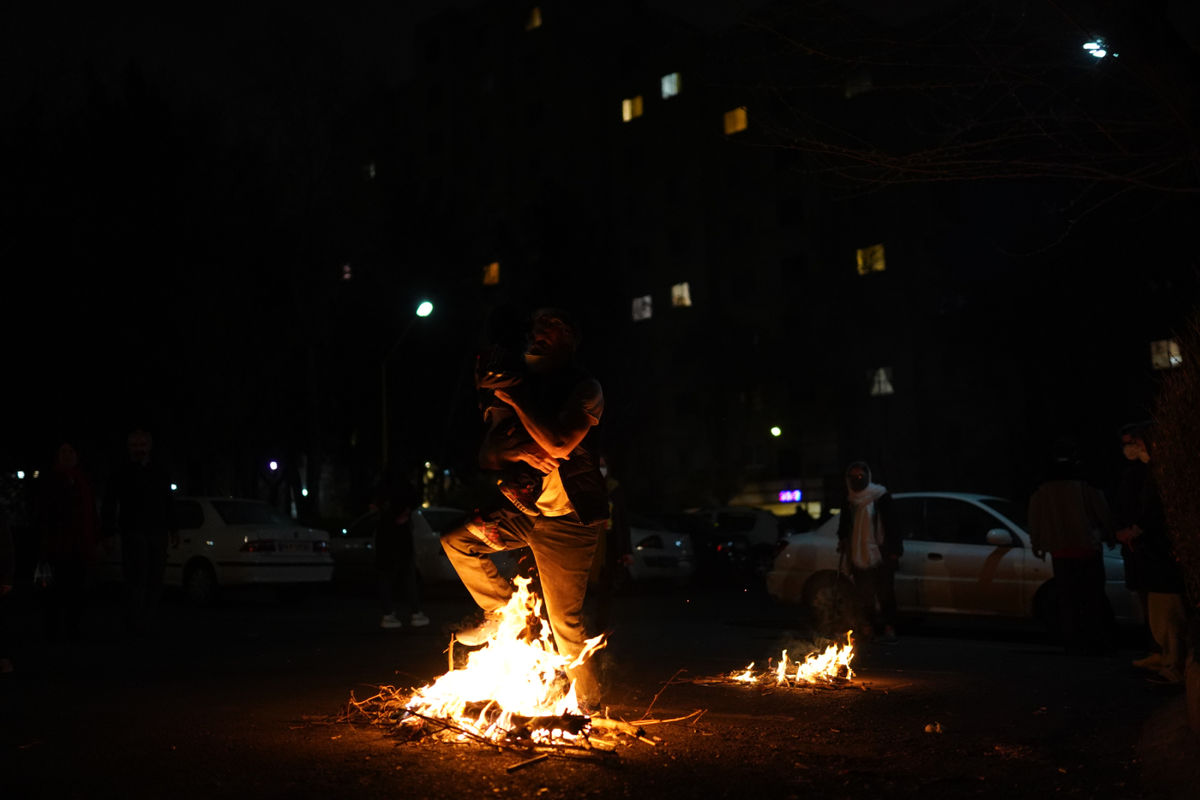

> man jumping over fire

[{"left": 441, "top": 307, "right": 609, "bottom": 711}]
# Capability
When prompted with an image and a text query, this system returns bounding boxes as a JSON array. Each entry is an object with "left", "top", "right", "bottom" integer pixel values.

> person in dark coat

[
  {"left": 373, "top": 469, "right": 428, "bottom": 630},
  {"left": 835, "top": 461, "right": 902, "bottom": 642},
  {"left": 35, "top": 440, "right": 99, "bottom": 641},
  {"left": 1116, "top": 426, "right": 1187, "bottom": 683},
  {"left": 1, "top": 501, "right": 16, "bottom": 673},
  {"left": 1027, "top": 439, "right": 1116, "bottom": 656},
  {"left": 103, "top": 429, "right": 175, "bottom": 637}
]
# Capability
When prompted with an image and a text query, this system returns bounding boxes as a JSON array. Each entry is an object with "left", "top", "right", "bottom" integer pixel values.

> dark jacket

[
  {"left": 1133, "top": 470, "right": 1185, "bottom": 594},
  {"left": 104, "top": 461, "right": 174, "bottom": 542}
]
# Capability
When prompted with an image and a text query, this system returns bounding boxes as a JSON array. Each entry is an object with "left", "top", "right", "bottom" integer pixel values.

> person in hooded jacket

[{"left": 836, "top": 461, "right": 902, "bottom": 642}]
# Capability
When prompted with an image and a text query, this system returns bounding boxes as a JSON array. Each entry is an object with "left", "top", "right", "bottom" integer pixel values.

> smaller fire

[{"left": 725, "top": 631, "right": 855, "bottom": 686}]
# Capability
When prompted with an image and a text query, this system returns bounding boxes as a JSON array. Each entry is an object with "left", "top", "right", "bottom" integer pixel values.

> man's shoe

[
  {"left": 380, "top": 614, "right": 404, "bottom": 630},
  {"left": 1132, "top": 653, "right": 1164, "bottom": 670},
  {"left": 454, "top": 613, "right": 501, "bottom": 646},
  {"left": 410, "top": 611, "right": 431, "bottom": 628}
]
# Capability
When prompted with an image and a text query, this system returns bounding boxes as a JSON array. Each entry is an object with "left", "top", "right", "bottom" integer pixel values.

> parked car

[
  {"left": 660, "top": 505, "right": 783, "bottom": 584},
  {"left": 95, "top": 496, "right": 334, "bottom": 604},
  {"left": 765, "top": 492, "right": 1138, "bottom": 631},
  {"left": 329, "top": 506, "right": 519, "bottom": 587},
  {"left": 626, "top": 513, "right": 695, "bottom": 585}
]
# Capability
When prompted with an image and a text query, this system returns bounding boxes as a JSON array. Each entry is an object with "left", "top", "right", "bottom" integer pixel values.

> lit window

[
  {"left": 869, "top": 367, "right": 895, "bottom": 396},
  {"left": 1151, "top": 339, "right": 1182, "bottom": 370},
  {"left": 526, "top": 7, "right": 542, "bottom": 31},
  {"left": 340, "top": 264, "right": 352, "bottom": 281},
  {"left": 482, "top": 261, "right": 500, "bottom": 286},
  {"left": 622, "top": 95, "right": 644, "bottom": 122},
  {"left": 632, "top": 295, "right": 652, "bottom": 322},
  {"left": 723, "top": 106, "right": 747, "bottom": 135},
  {"left": 661, "top": 72, "right": 681, "bottom": 99},
  {"left": 671, "top": 282, "right": 692, "bottom": 307},
  {"left": 856, "top": 243, "right": 886, "bottom": 275}
]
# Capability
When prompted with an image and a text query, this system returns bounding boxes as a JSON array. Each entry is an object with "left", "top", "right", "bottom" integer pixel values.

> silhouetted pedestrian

[
  {"left": 34, "top": 440, "right": 99, "bottom": 641},
  {"left": 586, "top": 454, "right": 633, "bottom": 634},
  {"left": 1112, "top": 422, "right": 1153, "bottom": 652},
  {"left": 1114, "top": 425, "right": 1187, "bottom": 684},
  {"left": 836, "top": 461, "right": 901, "bottom": 642},
  {"left": 1027, "top": 438, "right": 1116, "bottom": 656},
  {"left": 103, "top": 429, "right": 175, "bottom": 637},
  {"left": 0, "top": 506, "right": 14, "bottom": 674},
  {"left": 373, "top": 468, "right": 428, "bottom": 630}
]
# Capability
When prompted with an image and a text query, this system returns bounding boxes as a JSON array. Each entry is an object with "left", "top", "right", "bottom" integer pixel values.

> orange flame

[
  {"left": 728, "top": 631, "right": 855, "bottom": 685},
  {"left": 405, "top": 576, "right": 605, "bottom": 742}
]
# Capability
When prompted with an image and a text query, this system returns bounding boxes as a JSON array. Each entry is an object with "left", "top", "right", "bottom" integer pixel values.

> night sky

[
  {"left": 2, "top": 1, "right": 767, "bottom": 480},
  {"left": 5, "top": 0, "right": 1199, "bottom": 511}
]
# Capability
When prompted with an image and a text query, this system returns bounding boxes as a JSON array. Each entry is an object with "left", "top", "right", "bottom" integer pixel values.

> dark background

[{"left": 4, "top": 0, "right": 1199, "bottom": 524}]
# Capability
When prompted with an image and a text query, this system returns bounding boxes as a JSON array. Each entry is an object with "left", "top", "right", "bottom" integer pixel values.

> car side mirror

[{"left": 986, "top": 528, "right": 1014, "bottom": 547}]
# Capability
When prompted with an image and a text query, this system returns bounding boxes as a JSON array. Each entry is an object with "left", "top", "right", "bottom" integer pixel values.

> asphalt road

[{"left": 1, "top": 578, "right": 1196, "bottom": 799}]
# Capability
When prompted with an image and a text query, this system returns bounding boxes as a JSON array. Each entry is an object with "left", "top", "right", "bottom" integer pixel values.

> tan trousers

[
  {"left": 1148, "top": 592, "right": 1186, "bottom": 671},
  {"left": 441, "top": 512, "right": 603, "bottom": 703}
]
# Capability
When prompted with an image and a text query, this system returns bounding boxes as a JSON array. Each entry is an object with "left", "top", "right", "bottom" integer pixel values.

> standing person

[
  {"left": 586, "top": 454, "right": 633, "bottom": 634},
  {"left": 1114, "top": 425, "right": 1187, "bottom": 684},
  {"left": 835, "top": 461, "right": 901, "bottom": 642},
  {"left": 374, "top": 468, "right": 429, "bottom": 630},
  {"left": 103, "top": 429, "right": 175, "bottom": 637},
  {"left": 440, "top": 307, "right": 608, "bottom": 710},
  {"left": 1, "top": 501, "right": 16, "bottom": 673},
  {"left": 35, "top": 440, "right": 99, "bottom": 642},
  {"left": 1026, "top": 438, "right": 1117, "bottom": 656},
  {"left": 1112, "top": 421, "right": 1153, "bottom": 657}
]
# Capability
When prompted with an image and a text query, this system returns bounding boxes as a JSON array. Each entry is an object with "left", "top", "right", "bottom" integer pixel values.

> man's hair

[
  {"left": 1119, "top": 420, "right": 1153, "bottom": 443},
  {"left": 531, "top": 307, "right": 581, "bottom": 346}
]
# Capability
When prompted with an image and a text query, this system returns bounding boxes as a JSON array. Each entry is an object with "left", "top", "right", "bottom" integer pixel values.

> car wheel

[
  {"left": 183, "top": 560, "right": 218, "bottom": 606},
  {"left": 802, "top": 572, "right": 857, "bottom": 635},
  {"left": 1034, "top": 580, "right": 1060, "bottom": 635}
]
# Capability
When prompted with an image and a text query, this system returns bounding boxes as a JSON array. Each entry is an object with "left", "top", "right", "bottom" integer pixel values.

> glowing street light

[
  {"left": 1082, "top": 37, "right": 1116, "bottom": 58},
  {"left": 770, "top": 426, "right": 783, "bottom": 437},
  {"left": 382, "top": 298, "right": 435, "bottom": 469}
]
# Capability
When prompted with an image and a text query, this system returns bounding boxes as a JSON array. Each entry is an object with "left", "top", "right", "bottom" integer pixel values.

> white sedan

[
  {"left": 329, "top": 506, "right": 519, "bottom": 586},
  {"left": 98, "top": 496, "right": 334, "bottom": 604},
  {"left": 765, "top": 492, "right": 1138, "bottom": 631}
]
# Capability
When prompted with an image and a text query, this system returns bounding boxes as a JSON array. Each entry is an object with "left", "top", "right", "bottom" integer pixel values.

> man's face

[
  {"left": 1121, "top": 437, "right": 1147, "bottom": 462},
  {"left": 525, "top": 315, "right": 575, "bottom": 369},
  {"left": 846, "top": 469, "right": 869, "bottom": 492}
]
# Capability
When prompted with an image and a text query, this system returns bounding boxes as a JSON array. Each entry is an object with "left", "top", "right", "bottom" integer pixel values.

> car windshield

[
  {"left": 979, "top": 498, "right": 1026, "bottom": 530},
  {"left": 211, "top": 500, "right": 290, "bottom": 526}
]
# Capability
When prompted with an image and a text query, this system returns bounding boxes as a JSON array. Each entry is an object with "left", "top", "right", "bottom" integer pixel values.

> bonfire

[{"left": 345, "top": 576, "right": 613, "bottom": 748}]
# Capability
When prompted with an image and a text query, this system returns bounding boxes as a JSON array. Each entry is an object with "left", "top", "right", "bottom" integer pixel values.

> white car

[
  {"left": 765, "top": 492, "right": 1137, "bottom": 630},
  {"left": 330, "top": 506, "right": 519, "bottom": 586},
  {"left": 97, "top": 496, "right": 334, "bottom": 604}
]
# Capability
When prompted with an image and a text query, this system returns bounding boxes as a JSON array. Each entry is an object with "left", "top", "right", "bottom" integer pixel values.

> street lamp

[{"left": 381, "top": 299, "right": 434, "bottom": 470}]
